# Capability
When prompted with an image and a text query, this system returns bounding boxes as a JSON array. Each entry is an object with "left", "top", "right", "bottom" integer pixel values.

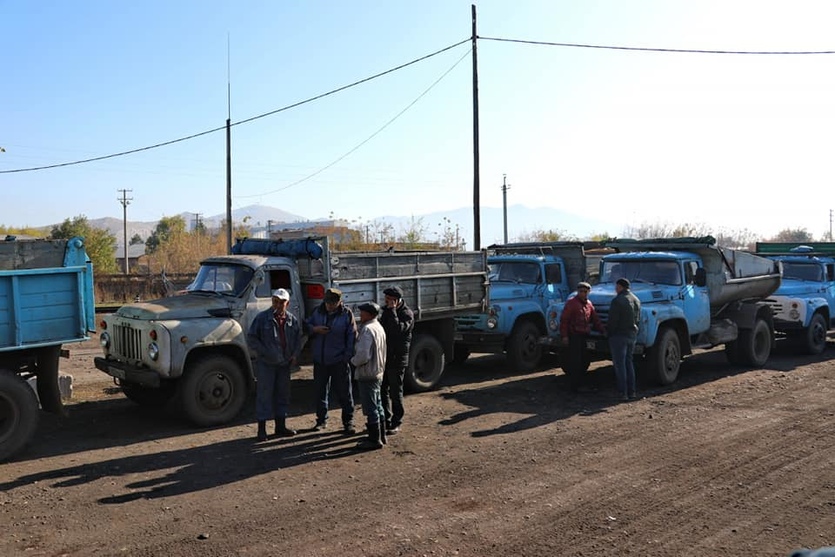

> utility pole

[
  {"left": 225, "top": 34, "right": 233, "bottom": 254},
  {"left": 501, "top": 174, "right": 511, "bottom": 244},
  {"left": 830, "top": 209, "right": 833, "bottom": 241},
  {"left": 471, "top": 4, "right": 481, "bottom": 250},
  {"left": 117, "top": 189, "right": 133, "bottom": 275},
  {"left": 193, "top": 213, "right": 203, "bottom": 232},
  {"left": 266, "top": 219, "right": 273, "bottom": 238}
]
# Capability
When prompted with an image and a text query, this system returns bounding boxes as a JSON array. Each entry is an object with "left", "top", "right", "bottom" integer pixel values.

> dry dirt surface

[{"left": 2, "top": 337, "right": 834, "bottom": 557}]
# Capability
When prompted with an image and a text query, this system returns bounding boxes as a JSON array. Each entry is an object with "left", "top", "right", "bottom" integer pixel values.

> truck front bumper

[
  {"left": 454, "top": 331, "right": 506, "bottom": 353},
  {"left": 94, "top": 357, "right": 161, "bottom": 388}
]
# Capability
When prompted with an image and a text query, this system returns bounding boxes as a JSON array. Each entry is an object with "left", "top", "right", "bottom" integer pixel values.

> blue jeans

[
  {"left": 313, "top": 361, "right": 354, "bottom": 425},
  {"left": 255, "top": 361, "right": 291, "bottom": 421},
  {"left": 357, "top": 378, "right": 384, "bottom": 427},
  {"left": 609, "top": 334, "right": 637, "bottom": 396}
]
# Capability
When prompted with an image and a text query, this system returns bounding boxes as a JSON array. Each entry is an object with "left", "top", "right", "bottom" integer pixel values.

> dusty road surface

[{"left": 2, "top": 337, "right": 834, "bottom": 557}]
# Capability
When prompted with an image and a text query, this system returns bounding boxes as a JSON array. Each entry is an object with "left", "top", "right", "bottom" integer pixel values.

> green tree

[
  {"left": 50, "top": 215, "right": 118, "bottom": 273},
  {"left": 129, "top": 233, "right": 144, "bottom": 245},
  {"left": 146, "top": 215, "right": 187, "bottom": 253}
]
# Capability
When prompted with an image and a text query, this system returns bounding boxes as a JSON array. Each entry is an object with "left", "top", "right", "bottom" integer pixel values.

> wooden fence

[{"left": 95, "top": 273, "right": 194, "bottom": 304}]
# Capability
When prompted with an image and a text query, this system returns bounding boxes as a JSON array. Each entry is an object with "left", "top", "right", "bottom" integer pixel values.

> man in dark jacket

[
  {"left": 247, "top": 288, "right": 303, "bottom": 441},
  {"left": 607, "top": 278, "right": 642, "bottom": 401},
  {"left": 379, "top": 286, "right": 414, "bottom": 434},
  {"left": 306, "top": 288, "right": 358, "bottom": 433},
  {"left": 559, "top": 281, "right": 605, "bottom": 392}
]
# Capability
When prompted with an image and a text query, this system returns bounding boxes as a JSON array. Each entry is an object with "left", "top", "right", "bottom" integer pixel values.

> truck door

[
  {"left": 826, "top": 263, "right": 835, "bottom": 326},
  {"left": 683, "top": 260, "right": 711, "bottom": 333},
  {"left": 543, "top": 262, "right": 566, "bottom": 303},
  {"left": 247, "top": 265, "right": 303, "bottom": 332}
]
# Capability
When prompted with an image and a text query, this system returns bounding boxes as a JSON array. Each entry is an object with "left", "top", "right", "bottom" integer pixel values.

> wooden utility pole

[
  {"left": 118, "top": 189, "right": 133, "bottom": 275},
  {"left": 502, "top": 174, "right": 511, "bottom": 244},
  {"left": 226, "top": 34, "right": 233, "bottom": 254},
  {"left": 471, "top": 4, "right": 481, "bottom": 250}
]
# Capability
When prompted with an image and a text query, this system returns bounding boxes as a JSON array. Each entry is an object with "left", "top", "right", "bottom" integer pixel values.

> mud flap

[{"left": 36, "top": 346, "right": 67, "bottom": 417}]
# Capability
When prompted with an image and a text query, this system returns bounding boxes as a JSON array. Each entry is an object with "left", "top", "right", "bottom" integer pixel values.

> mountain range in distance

[{"left": 79, "top": 204, "right": 623, "bottom": 247}]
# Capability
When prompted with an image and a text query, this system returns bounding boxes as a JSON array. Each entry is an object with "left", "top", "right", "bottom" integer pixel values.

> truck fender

[
  {"left": 802, "top": 297, "right": 830, "bottom": 327},
  {"left": 639, "top": 304, "right": 687, "bottom": 349},
  {"left": 720, "top": 301, "right": 774, "bottom": 331},
  {"left": 34, "top": 346, "right": 66, "bottom": 416}
]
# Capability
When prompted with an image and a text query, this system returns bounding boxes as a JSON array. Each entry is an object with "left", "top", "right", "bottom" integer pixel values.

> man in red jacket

[{"left": 559, "top": 281, "right": 605, "bottom": 392}]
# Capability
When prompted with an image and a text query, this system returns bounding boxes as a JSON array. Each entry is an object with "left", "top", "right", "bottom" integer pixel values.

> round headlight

[
  {"left": 148, "top": 342, "right": 160, "bottom": 361},
  {"left": 487, "top": 317, "right": 498, "bottom": 329},
  {"left": 100, "top": 332, "right": 111, "bottom": 349}
]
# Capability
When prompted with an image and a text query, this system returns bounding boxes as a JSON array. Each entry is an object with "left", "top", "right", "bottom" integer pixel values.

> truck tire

[
  {"left": 507, "top": 321, "right": 543, "bottom": 372},
  {"left": 0, "top": 369, "right": 40, "bottom": 462},
  {"left": 122, "top": 381, "right": 176, "bottom": 408},
  {"left": 646, "top": 328, "right": 681, "bottom": 385},
  {"left": 451, "top": 344, "right": 471, "bottom": 366},
  {"left": 803, "top": 312, "right": 828, "bottom": 355},
  {"left": 737, "top": 318, "right": 772, "bottom": 367},
  {"left": 405, "top": 334, "right": 445, "bottom": 393},
  {"left": 724, "top": 340, "right": 742, "bottom": 365},
  {"left": 178, "top": 355, "right": 247, "bottom": 427}
]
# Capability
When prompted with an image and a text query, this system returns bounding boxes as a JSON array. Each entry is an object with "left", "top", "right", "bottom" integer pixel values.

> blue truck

[
  {"left": 454, "top": 241, "right": 603, "bottom": 371},
  {"left": 754, "top": 242, "right": 835, "bottom": 355},
  {"left": 561, "top": 237, "right": 782, "bottom": 385},
  {"left": 0, "top": 236, "right": 96, "bottom": 461}
]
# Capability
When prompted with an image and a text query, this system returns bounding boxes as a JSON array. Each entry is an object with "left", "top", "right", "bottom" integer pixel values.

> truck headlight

[
  {"left": 487, "top": 317, "right": 498, "bottom": 329},
  {"left": 789, "top": 309, "right": 800, "bottom": 320},
  {"left": 148, "top": 342, "right": 160, "bottom": 361},
  {"left": 100, "top": 332, "right": 111, "bottom": 349}
]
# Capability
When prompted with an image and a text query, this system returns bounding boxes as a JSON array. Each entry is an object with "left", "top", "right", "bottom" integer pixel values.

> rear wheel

[
  {"left": 179, "top": 355, "right": 247, "bottom": 427},
  {"left": 506, "top": 321, "right": 543, "bottom": 372},
  {"left": 0, "top": 369, "right": 40, "bottom": 462},
  {"left": 803, "top": 312, "right": 828, "bottom": 355},
  {"left": 646, "top": 328, "right": 681, "bottom": 385},
  {"left": 405, "top": 334, "right": 445, "bottom": 392},
  {"left": 737, "top": 318, "right": 772, "bottom": 367}
]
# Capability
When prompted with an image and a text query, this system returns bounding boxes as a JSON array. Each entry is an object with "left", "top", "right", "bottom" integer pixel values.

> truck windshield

[
  {"left": 488, "top": 261, "right": 541, "bottom": 284},
  {"left": 782, "top": 262, "right": 823, "bottom": 282},
  {"left": 188, "top": 263, "right": 254, "bottom": 296},
  {"left": 601, "top": 260, "right": 682, "bottom": 286}
]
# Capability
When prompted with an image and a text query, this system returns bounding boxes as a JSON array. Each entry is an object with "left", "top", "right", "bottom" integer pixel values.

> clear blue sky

[{"left": 4, "top": 0, "right": 835, "bottom": 240}]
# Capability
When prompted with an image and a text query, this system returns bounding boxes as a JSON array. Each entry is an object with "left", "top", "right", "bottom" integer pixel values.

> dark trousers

[
  {"left": 357, "top": 378, "right": 384, "bottom": 426},
  {"left": 381, "top": 359, "right": 405, "bottom": 427},
  {"left": 255, "top": 362, "right": 291, "bottom": 421},
  {"left": 313, "top": 361, "right": 354, "bottom": 425},
  {"left": 566, "top": 333, "right": 592, "bottom": 390}
]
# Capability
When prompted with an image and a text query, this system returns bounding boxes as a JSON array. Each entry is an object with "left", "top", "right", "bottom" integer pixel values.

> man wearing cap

[
  {"left": 608, "top": 278, "right": 642, "bottom": 401},
  {"left": 247, "top": 288, "right": 303, "bottom": 441},
  {"left": 351, "top": 302, "right": 387, "bottom": 450},
  {"left": 559, "top": 281, "right": 605, "bottom": 392},
  {"left": 305, "top": 287, "right": 358, "bottom": 433},
  {"left": 379, "top": 286, "right": 414, "bottom": 434}
]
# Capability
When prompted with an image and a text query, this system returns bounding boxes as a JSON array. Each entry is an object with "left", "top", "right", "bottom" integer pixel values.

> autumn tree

[
  {"left": 513, "top": 228, "right": 577, "bottom": 243},
  {"left": 769, "top": 228, "right": 815, "bottom": 243},
  {"left": 146, "top": 215, "right": 187, "bottom": 254},
  {"left": 50, "top": 215, "right": 119, "bottom": 274}
]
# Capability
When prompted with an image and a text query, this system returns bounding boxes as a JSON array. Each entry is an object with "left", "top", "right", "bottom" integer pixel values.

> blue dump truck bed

[{"left": 0, "top": 236, "right": 95, "bottom": 461}]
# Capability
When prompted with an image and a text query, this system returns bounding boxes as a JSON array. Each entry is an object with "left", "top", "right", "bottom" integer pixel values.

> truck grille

[
  {"left": 764, "top": 298, "right": 783, "bottom": 313},
  {"left": 113, "top": 324, "right": 143, "bottom": 360}
]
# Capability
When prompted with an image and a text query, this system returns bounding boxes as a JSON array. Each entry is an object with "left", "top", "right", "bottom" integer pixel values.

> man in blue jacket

[
  {"left": 247, "top": 288, "right": 303, "bottom": 441},
  {"left": 306, "top": 288, "right": 358, "bottom": 434}
]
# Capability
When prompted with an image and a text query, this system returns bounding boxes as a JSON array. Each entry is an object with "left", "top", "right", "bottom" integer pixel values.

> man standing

[
  {"left": 608, "top": 278, "right": 642, "bottom": 401},
  {"left": 306, "top": 288, "right": 358, "bottom": 434},
  {"left": 379, "top": 286, "right": 414, "bottom": 435},
  {"left": 559, "top": 281, "right": 605, "bottom": 392},
  {"left": 351, "top": 302, "right": 388, "bottom": 450},
  {"left": 247, "top": 288, "right": 303, "bottom": 441}
]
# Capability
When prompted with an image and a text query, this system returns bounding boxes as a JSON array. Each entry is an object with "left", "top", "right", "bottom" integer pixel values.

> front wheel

[
  {"left": 737, "top": 318, "right": 772, "bottom": 367},
  {"left": 0, "top": 369, "right": 40, "bottom": 462},
  {"left": 803, "top": 312, "right": 828, "bottom": 355},
  {"left": 506, "top": 321, "right": 543, "bottom": 372},
  {"left": 645, "top": 328, "right": 681, "bottom": 385},
  {"left": 405, "top": 334, "right": 445, "bottom": 393},
  {"left": 178, "top": 355, "right": 247, "bottom": 427}
]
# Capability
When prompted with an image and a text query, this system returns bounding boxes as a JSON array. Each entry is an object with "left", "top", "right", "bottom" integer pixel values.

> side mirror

[{"left": 694, "top": 268, "right": 707, "bottom": 287}]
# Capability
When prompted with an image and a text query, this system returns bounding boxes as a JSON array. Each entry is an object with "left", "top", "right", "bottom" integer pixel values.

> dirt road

[{"left": 1, "top": 339, "right": 834, "bottom": 556}]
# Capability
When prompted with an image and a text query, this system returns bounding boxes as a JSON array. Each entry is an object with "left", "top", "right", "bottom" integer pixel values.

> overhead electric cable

[
  {"left": 239, "top": 48, "right": 473, "bottom": 199},
  {"left": 0, "top": 38, "right": 470, "bottom": 175},
  {"left": 479, "top": 36, "right": 835, "bottom": 55}
]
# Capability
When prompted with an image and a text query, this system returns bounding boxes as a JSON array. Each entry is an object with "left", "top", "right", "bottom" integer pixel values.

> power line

[
  {"left": 479, "top": 35, "right": 835, "bottom": 55},
  {"left": 0, "top": 38, "right": 470, "bottom": 175},
  {"left": 239, "top": 47, "right": 473, "bottom": 199}
]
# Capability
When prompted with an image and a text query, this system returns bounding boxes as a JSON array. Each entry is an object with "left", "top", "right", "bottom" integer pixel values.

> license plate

[
  {"left": 586, "top": 340, "right": 596, "bottom": 350},
  {"left": 109, "top": 366, "right": 126, "bottom": 380}
]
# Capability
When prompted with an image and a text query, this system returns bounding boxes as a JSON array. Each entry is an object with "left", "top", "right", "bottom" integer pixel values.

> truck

[
  {"left": 95, "top": 236, "right": 489, "bottom": 426},
  {"left": 561, "top": 237, "right": 782, "bottom": 385},
  {"left": 454, "top": 241, "right": 605, "bottom": 372},
  {"left": 754, "top": 242, "right": 835, "bottom": 354},
  {"left": 0, "top": 236, "right": 96, "bottom": 461}
]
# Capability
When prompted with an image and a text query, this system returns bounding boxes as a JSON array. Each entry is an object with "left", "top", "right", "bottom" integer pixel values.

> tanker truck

[
  {"left": 545, "top": 237, "right": 782, "bottom": 385},
  {"left": 0, "top": 236, "right": 96, "bottom": 461}
]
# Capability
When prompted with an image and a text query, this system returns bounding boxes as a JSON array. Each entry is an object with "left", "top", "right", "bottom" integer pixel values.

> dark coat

[
  {"left": 305, "top": 302, "right": 357, "bottom": 365},
  {"left": 379, "top": 300, "right": 414, "bottom": 365},
  {"left": 247, "top": 309, "right": 303, "bottom": 367}
]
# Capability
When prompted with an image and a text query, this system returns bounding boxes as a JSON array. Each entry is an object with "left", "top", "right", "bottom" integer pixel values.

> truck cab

[{"left": 755, "top": 243, "right": 835, "bottom": 354}]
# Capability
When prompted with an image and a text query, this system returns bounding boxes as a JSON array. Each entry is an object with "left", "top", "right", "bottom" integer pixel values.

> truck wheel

[
  {"left": 0, "top": 369, "right": 40, "bottom": 462},
  {"left": 738, "top": 318, "right": 772, "bottom": 367},
  {"left": 803, "top": 312, "right": 828, "bottom": 355},
  {"left": 178, "top": 355, "right": 247, "bottom": 427},
  {"left": 646, "top": 328, "right": 681, "bottom": 385},
  {"left": 507, "top": 321, "right": 543, "bottom": 372},
  {"left": 122, "top": 381, "right": 176, "bottom": 408},
  {"left": 451, "top": 344, "right": 471, "bottom": 366},
  {"left": 724, "top": 340, "right": 742, "bottom": 365},
  {"left": 405, "top": 334, "right": 445, "bottom": 393}
]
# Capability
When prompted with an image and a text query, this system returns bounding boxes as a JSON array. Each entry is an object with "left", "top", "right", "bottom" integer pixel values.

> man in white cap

[{"left": 246, "top": 288, "right": 303, "bottom": 441}]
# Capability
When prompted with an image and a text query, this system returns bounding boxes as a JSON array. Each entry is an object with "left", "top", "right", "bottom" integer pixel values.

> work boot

[
  {"left": 356, "top": 423, "right": 383, "bottom": 451},
  {"left": 274, "top": 418, "right": 297, "bottom": 437},
  {"left": 380, "top": 424, "right": 387, "bottom": 446},
  {"left": 343, "top": 421, "right": 357, "bottom": 435},
  {"left": 256, "top": 420, "right": 268, "bottom": 442},
  {"left": 313, "top": 420, "right": 327, "bottom": 431}
]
